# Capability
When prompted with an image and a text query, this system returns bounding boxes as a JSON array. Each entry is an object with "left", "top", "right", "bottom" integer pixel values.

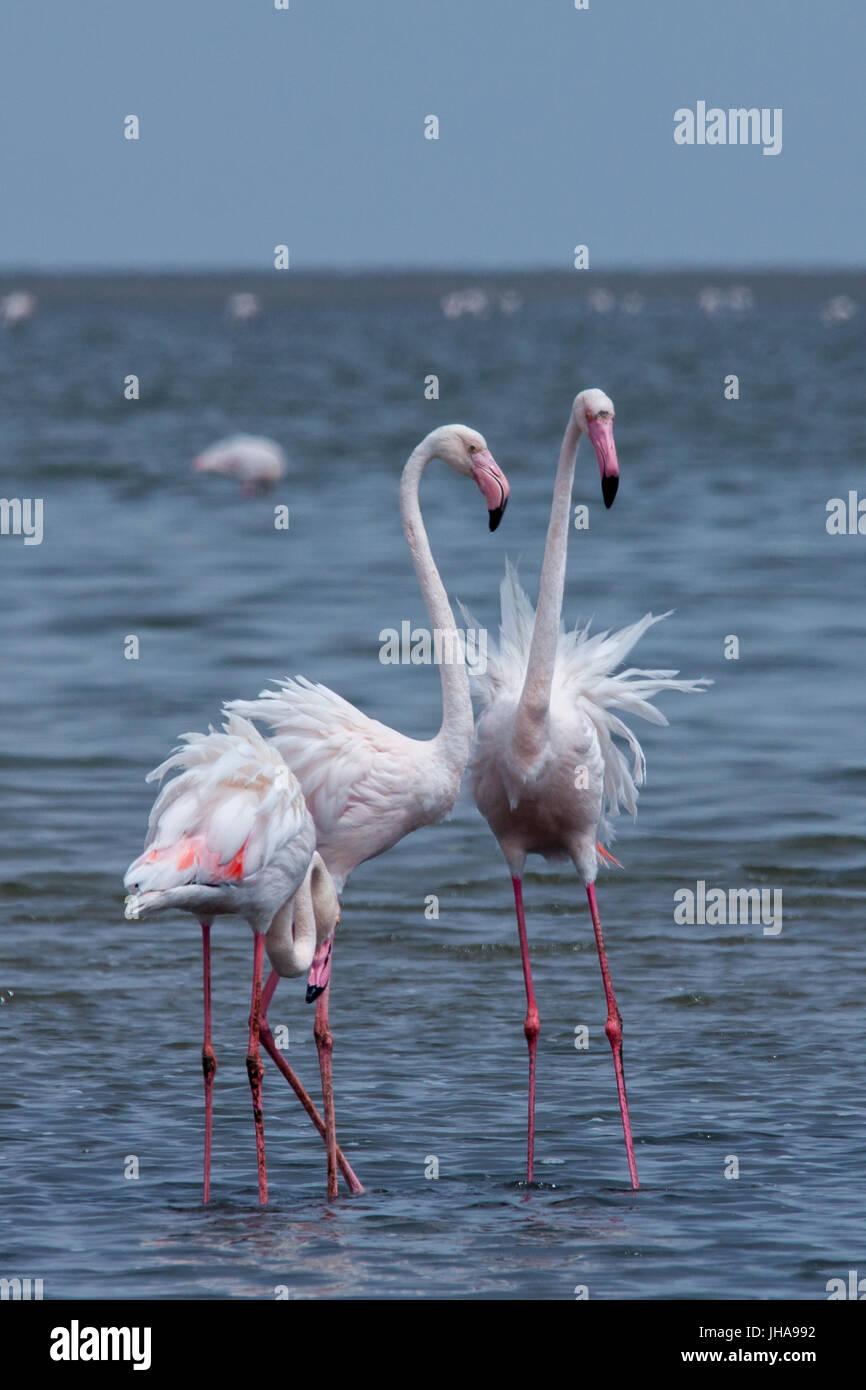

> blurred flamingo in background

[
  {"left": 193, "top": 434, "right": 285, "bottom": 494},
  {"left": 226, "top": 292, "right": 261, "bottom": 322},
  {"left": 462, "top": 389, "right": 709, "bottom": 1190},
  {"left": 123, "top": 715, "right": 362, "bottom": 1203},
  {"left": 1, "top": 291, "right": 37, "bottom": 328},
  {"left": 229, "top": 424, "right": 511, "bottom": 1194}
]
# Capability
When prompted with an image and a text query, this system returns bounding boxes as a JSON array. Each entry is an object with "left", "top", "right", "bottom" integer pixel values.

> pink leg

[
  {"left": 259, "top": 970, "right": 364, "bottom": 1195},
  {"left": 586, "top": 882, "right": 639, "bottom": 1190},
  {"left": 201, "top": 922, "right": 217, "bottom": 1205},
  {"left": 512, "top": 877, "right": 540, "bottom": 1184},
  {"left": 313, "top": 972, "right": 339, "bottom": 1200},
  {"left": 246, "top": 933, "right": 268, "bottom": 1204}
]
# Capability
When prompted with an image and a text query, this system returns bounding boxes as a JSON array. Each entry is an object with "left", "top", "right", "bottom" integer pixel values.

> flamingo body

[
  {"left": 124, "top": 715, "right": 315, "bottom": 934},
  {"left": 466, "top": 566, "right": 707, "bottom": 883},
  {"left": 192, "top": 434, "right": 285, "bottom": 491},
  {"left": 1, "top": 292, "right": 37, "bottom": 327},
  {"left": 229, "top": 424, "right": 511, "bottom": 898},
  {"left": 229, "top": 676, "right": 461, "bottom": 893}
]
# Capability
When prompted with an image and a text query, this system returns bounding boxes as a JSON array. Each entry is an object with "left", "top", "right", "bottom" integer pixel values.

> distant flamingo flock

[{"left": 125, "top": 396, "right": 706, "bottom": 1203}]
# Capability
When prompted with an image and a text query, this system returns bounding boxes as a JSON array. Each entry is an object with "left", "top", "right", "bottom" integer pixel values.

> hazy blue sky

[{"left": 2, "top": 0, "right": 863, "bottom": 270}]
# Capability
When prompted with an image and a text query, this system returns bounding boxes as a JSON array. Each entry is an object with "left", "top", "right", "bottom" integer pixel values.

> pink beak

[
  {"left": 471, "top": 451, "right": 511, "bottom": 530},
  {"left": 586, "top": 418, "right": 619, "bottom": 508},
  {"left": 305, "top": 936, "right": 333, "bottom": 1003}
]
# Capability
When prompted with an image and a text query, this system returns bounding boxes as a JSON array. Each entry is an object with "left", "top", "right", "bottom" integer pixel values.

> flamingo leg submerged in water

[
  {"left": 313, "top": 968, "right": 338, "bottom": 1200},
  {"left": 586, "top": 883, "right": 639, "bottom": 1190},
  {"left": 246, "top": 932, "right": 268, "bottom": 1204},
  {"left": 511, "top": 877, "right": 540, "bottom": 1185},
  {"left": 259, "top": 969, "right": 364, "bottom": 1195},
  {"left": 200, "top": 921, "right": 217, "bottom": 1204}
]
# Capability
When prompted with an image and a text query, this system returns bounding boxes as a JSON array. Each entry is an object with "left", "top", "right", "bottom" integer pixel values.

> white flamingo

[
  {"left": 123, "top": 715, "right": 361, "bottom": 1202},
  {"left": 1, "top": 292, "right": 37, "bottom": 328},
  {"left": 226, "top": 292, "right": 261, "bottom": 322},
  {"left": 193, "top": 434, "right": 285, "bottom": 494},
  {"left": 228, "top": 424, "right": 511, "bottom": 1194},
  {"left": 462, "top": 390, "right": 709, "bottom": 1189}
]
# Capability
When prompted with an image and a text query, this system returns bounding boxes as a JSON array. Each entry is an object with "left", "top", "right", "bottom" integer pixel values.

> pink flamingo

[
  {"left": 229, "top": 424, "right": 511, "bottom": 1195},
  {"left": 462, "top": 389, "right": 709, "bottom": 1189},
  {"left": 123, "top": 715, "right": 361, "bottom": 1203},
  {"left": 193, "top": 434, "right": 285, "bottom": 494}
]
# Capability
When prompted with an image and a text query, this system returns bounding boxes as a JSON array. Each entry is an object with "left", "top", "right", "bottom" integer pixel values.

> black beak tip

[
  {"left": 305, "top": 983, "right": 325, "bottom": 1004},
  {"left": 602, "top": 475, "right": 619, "bottom": 509},
  {"left": 488, "top": 498, "right": 507, "bottom": 532}
]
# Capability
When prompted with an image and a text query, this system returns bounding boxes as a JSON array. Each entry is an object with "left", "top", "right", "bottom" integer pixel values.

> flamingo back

[
  {"left": 124, "top": 715, "right": 315, "bottom": 924},
  {"left": 226, "top": 678, "right": 447, "bottom": 886}
]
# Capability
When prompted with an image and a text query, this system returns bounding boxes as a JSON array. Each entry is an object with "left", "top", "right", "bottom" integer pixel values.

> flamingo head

[
  {"left": 193, "top": 442, "right": 235, "bottom": 476},
  {"left": 304, "top": 854, "right": 340, "bottom": 1003},
  {"left": 573, "top": 389, "right": 618, "bottom": 508},
  {"left": 429, "top": 424, "right": 511, "bottom": 531}
]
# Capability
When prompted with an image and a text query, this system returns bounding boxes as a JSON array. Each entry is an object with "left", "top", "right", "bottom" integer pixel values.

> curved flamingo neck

[
  {"left": 514, "top": 414, "right": 582, "bottom": 750},
  {"left": 265, "top": 871, "right": 316, "bottom": 976},
  {"left": 399, "top": 443, "right": 473, "bottom": 768}
]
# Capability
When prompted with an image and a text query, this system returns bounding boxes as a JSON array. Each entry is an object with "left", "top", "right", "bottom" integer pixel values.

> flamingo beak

[
  {"left": 471, "top": 451, "right": 510, "bottom": 531},
  {"left": 586, "top": 418, "right": 619, "bottom": 508},
  {"left": 305, "top": 936, "right": 334, "bottom": 1003}
]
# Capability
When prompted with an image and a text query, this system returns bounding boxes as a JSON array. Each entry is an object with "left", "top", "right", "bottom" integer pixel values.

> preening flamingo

[
  {"left": 193, "top": 434, "right": 285, "bottom": 494},
  {"left": 228, "top": 424, "right": 511, "bottom": 1194},
  {"left": 462, "top": 390, "right": 709, "bottom": 1189},
  {"left": 123, "top": 715, "right": 361, "bottom": 1202}
]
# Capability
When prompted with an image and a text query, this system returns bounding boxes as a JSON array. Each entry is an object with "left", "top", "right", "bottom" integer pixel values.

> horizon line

[{"left": 1, "top": 263, "right": 865, "bottom": 279}]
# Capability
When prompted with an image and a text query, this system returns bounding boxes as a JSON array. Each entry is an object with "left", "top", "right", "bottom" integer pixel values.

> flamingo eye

[{"left": 468, "top": 444, "right": 478, "bottom": 453}]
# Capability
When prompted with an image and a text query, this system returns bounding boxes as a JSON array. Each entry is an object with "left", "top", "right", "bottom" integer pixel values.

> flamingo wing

[
  {"left": 226, "top": 678, "right": 438, "bottom": 867},
  {"left": 125, "top": 715, "right": 312, "bottom": 894}
]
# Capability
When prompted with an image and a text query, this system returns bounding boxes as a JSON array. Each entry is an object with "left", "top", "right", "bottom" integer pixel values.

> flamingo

[
  {"left": 1, "top": 291, "right": 37, "bottom": 328},
  {"left": 228, "top": 424, "right": 511, "bottom": 1194},
  {"left": 226, "top": 292, "right": 261, "bottom": 322},
  {"left": 461, "top": 389, "right": 709, "bottom": 1189},
  {"left": 123, "top": 714, "right": 362, "bottom": 1203},
  {"left": 193, "top": 434, "right": 285, "bottom": 494}
]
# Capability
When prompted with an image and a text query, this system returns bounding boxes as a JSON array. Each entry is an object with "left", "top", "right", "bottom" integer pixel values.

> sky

[{"left": 1, "top": 0, "right": 863, "bottom": 271}]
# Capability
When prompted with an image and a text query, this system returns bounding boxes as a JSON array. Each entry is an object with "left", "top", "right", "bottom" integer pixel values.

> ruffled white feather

[
  {"left": 462, "top": 560, "right": 710, "bottom": 826},
  {"left": 124, "top": 715, "right": 315, "bottom": 923}
]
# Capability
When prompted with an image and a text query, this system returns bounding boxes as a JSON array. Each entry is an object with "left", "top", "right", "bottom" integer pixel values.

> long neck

[
  {"left": 399, "top": 445, "right": 473, "bottom": 766},
  {"left": 265, "top": 872, "right": 316, "bottom": 978},
  {"left": 514, "top": 415, "right": 582, "bottom": 745},
  {"left": 309, "top": 856, "right": 339, "bottom": 944}
]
